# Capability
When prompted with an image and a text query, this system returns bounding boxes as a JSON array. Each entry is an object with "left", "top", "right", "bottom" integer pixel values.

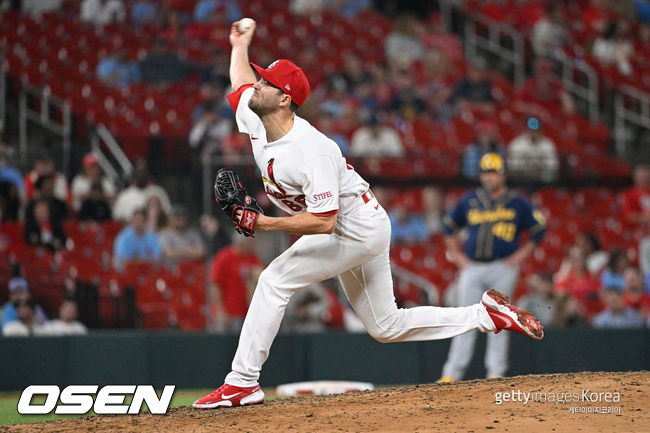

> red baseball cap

[
  {"left": 250, "top": 59, "right": 311, "bottom": 106},
  {"left": 83, "top": 153, "right": 99, "bottom": 168}
]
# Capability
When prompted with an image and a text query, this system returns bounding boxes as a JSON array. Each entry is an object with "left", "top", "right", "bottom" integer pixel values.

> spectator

[
  {"left": 448, "top": 57, "right": 496, "bottom": 114},
  {"left": 557, "top": 232, "right": 609, "bottom": 277},
  {"left": 592, "top": 288, "right": 644, "bottom": 328},
  {"left": 584, "top": 0, "right": 616, "bottom": 35},
  {"left": 282, "top": 282, "right": 334, "bottom": 333},
  {"left": 24, "top": 151, "right": 70, "bottom": 204},
  {"left": 40, "top": 299, "right": 88, "bottom": 336},
  {"left": 507, "top": 117, "right": 559, "bottom": 183},
  {"left": 317, "top": 115, "right": 349, "bottom": 156},
  {"left": 194, "top": 0, "right": 241, "bottom": 22},
  {"left": 555, "top": 246, "right": 601, "bottom": 309},
  {"left": 592, "top": 20, "right": 634, "bottom": 76},
  {"left": 0, "top": 201, "right": 19, "bottom": 254},
  {"left": 2, "top": 299, "right": 49, "bottom": 336},
  {"left": 461, "top": 121, "right": 506, "bottom": 179},
  {"left": 113, "top": 208, "right": 161, "bottom": 270},
  {"left": 30, "top": 174, "right": 69, "bottom": 224},
  {"left": 145, "top": 195, "right": 168, "bottom": 232},
  {"left": 600, "top": 250, "right": 628, "bottom": 292},
  {"left": 0, "top": 139, "right": 24, "bottom": 221},
  {"left": 81, "top": 0, "right": 126, "bottom": 26},
  {"left": 113, "top": 159, "right": 172, "bottom": 221},
  {"left": 622, "top": 267, "right": 650, "bottom": 320},
  {"left": 290, "top": 0, "right": 325, "bottom": 16},
  {"left": 189, "top": 87, "right": 233, "bottom": 155},
  {"left": 139, "top": 38, "right": 191, "bottom": 85},
  {"left": 513, "top": 58, "right": 576, "bottom": 117},
  {"left": 621, "top": 164, "right": 650, "bottom": 226},
  {"left": 384, "top": 15, "right": 425, "bottom": 69},
  {"left": 130, "top": 0, "right": 159, "bottom": 25},
  {"left": 531, "top": 2, "right": 569, "bottom": 58},
  {"left": 200, "top": 214, "right": 231, "bottom": 259},
  {"left": 96, "top": 50, "right": 141, "bottom": 88},
  {"left": 349, "top": 115, "right": 404, "bottom": 158},
  {"left": 159, "top": 205, "right": 205, "bottom": 267},
  {"left": 24, "top": 198, "right": 67, "bottom": 252},
  {"left": 388, "top": 73, "right": 429, "bottom": 121},
  {"left": 1, "top": 277, "right": 47, "bottom": 332},
  {"left": 389, "top": 203, "right": 428, "bottom": 244},
  {"left": 329, "top": 0, "right": 371, "bottom": 17},
  {"left": 421, "top": 186, "right": 445, "bottom": 235},
  {"left": 552, "top": 294, "right": 588, "bottom": 327},
  {"left": 71, "top": 153, "right": 116, "bottom": 215},
  {"left": 208, "top": 236, "right": 263, "bottom": 333},
  {"left": 518, "top": 273, "right": 556, "bottom": 326}
]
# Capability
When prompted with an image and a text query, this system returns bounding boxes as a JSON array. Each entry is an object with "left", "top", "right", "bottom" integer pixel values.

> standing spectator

[
  {"left": 389, "top": 203, "right": 428, "bottom": 244},
  {"left": 439, "top": 152, "right": 546, "bottom": 382},
  {"left": 71, "top": 153, "right": 116, "bottom": 217},
  {"left": 113, "top": 159, "right": 172, "bottom": 221},
  {"left": 96, "top": 50, "right": 141, "bottom": 88},
  {"left": 600, "top": 250, "right": 628, "bottom": 292},
  {"left": 592, "top": 21, "right": 634, "bottom": 76},
  {"left": 159, "top": 205, "right": 205, "bottom": 267},
  {"left": 208, "top": 237, "right": 263, "bottom": 333},
  {"left": 41, "top": 299, "right": 88, "bottom": 336},
  {"left": 0, "top": 139, "right": 24, "bottom": 221},
  {"left": 113, "top": 208, "right": 161, "bottom": 270},
  {"left": 592, "top": 288, "right": 644, "bottom": 328},
  {"left": 421, "top": 186, "right": 445, "bottom": 235},
  {"left": 621, "top": 164, "right": 650, "bottom": 226},
  {"left": 24, "top": 198, "right": 67, "bottom": 252},
  {"left": 531, "top": 2, "right": 569, "bottom": 58},
  {"left": 507, "top": 117, "right": 559, "bottom": 183},
  {"left": 81, "top": 0, "right": 126, "bottom": 26},
  {"left": 554, "top": 247, "right": 601, "bottom": 310},
  {"left": 2, "top": 300, "right": 49, "bottom": 337},
  {"left": 1, "top": 277, "right": 47, "bottom": 332},
  {"left": 448, "top": 57, "right": 496, "bottom": 114},
  {"left": 349, "top": 115, "right": 404, "bottom": 158},
  {"left": 517, "top": 273, "right": 556, "bottom": 326},
  {"left": 24, "top": 151, "right": 70, "bottom": 205},
  {"left": 622, "top": 267, "right": 650, "bottom": 320},
  {"left": 461, "top": 121, "right": 506, "bottom": 179}
]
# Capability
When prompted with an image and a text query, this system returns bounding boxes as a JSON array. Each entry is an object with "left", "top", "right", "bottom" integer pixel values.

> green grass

[{"left": 0, "top": 388, "right": 277, "bottom": 426}]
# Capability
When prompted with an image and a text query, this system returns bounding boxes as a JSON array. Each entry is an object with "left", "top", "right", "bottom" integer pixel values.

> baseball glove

[{"left": 214, "top": 168, "right": 263, "bottom": 237}]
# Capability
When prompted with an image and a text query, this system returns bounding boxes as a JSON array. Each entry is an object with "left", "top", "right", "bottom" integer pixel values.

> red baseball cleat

[
  {"left": 482, "top": 289, "right": 544, "bottom": 340},
  {"left": 192, "top": 384, "right": 265, "bottom": 409}
]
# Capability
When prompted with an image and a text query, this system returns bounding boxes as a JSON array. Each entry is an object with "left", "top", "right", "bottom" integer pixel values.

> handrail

[
  {"left": 615, "top": 84, "right": 650, "bottom": 157},
  {"left": 556, "top": 53, "right": 599, "bottom": 123},
  {"left": 96, "top": 123, "right": 134, "bottom": 177},
  {"left": 390, "top": 262, "right": 440, "bottom": 306}
]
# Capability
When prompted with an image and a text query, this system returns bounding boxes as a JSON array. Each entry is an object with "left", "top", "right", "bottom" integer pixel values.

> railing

[
  {"left": 463, "top": 12, "right": 525, "bottom": 84},
  {"left": 391, "top": 263, "right": 440, "bottom": 306},
  {"left": 18, "top": 79, "right": 71, "bottom": 174},
  {"left": 615, "top": 85, "right": 650, "bottom": 158},
  {"left": 0, "top": 59, "right": 6, "bottom": 132},
  {"left": 556, "top": 53, "right": 599, "bottom": 123},
  {"left": 90, "top": 124, "right": 134, "bottom": 189}
]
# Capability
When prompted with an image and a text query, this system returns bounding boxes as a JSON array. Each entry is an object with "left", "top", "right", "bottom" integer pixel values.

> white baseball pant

[{"left": 225, "top": 197, "right": 496, "bottom": 387}]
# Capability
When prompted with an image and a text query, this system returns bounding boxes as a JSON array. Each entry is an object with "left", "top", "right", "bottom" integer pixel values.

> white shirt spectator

[
  {"left": 349, "top": 124, "right": 404, "bottom": 158},
  {"left": 113, "top": 184, "right": 172, "bottom": 221},
  {"left": 71, "top": 176, "right": 116, "bottom": 211},
  {"left": 532, "top": 18, "right": 568, "bottom": 57},
  {"left": 2, "top": 321, "right": 48, "bottom": 336},
  {"left": 41, "top": 319, "right": 88, "bottom": 336},
  {"left": 507, "top": 133, "right": 559, "bottom": 182},
  {"left": 81, "top": 0, "right": 126, "bottom": 26}
]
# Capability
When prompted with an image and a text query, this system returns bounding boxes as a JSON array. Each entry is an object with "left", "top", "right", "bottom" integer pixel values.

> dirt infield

[{"left": 3, "top": 371, "right": 648, "bottom": 433}]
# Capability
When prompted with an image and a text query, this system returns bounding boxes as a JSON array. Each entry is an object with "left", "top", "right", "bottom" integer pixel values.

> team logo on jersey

[{"left": 263, "top": 158, "right": 287, "bottom": 198}]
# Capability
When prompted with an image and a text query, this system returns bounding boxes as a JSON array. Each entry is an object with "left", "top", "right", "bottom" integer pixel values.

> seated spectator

[
  {"left": 584, "top": 0, "right": 617, "bottom": 34},
  {"left": 317, "top": 115, "right": 349, "bottom": 156},
  {"left": 592, "top": 20, "right": 634, "bottom": 76},
  {"left": 349, "top": 115, "right": 404, "bottom": 158},
  {"left": 71, "top": 153, "right": 115, "bottom": 220},
  {"left": 200, "top": 214, "right": 231, "bottom": 259},
  {"left": 513, "top": 58, "right": 576, "bottom": 117},
  {"left": 208, "top": 236, "right": 263, "bottom": 333},
  {"left": 139, "top": 38, "right": 191, "bottom": 85},
  {"left": 130, "top": 0, "right": 159, "bottom": 25},
  {"left": 0, "top": 201, "right": 20, "bottom": 253},
  {"left": 507, "top": 117, "right": 559, "bottom": 183},
  {"left": 555, "top": 246, "right": 601, "bottom": 309},
  {"left": 592, "top": 288, "right": 644, "bottom": 328},
  {"left": 40, "top": 299, "right": 88, "bottom": 336},
  {"left": 552, "top": 295, "right": 588, "bottom": 327},
  {"left": 0, "top": 138, "right": 24, "bottom": 221},
  {"left": 384, "top": 15, "right": 425, "bottom": 69},
  {"left": 421, "top": 186, "right": 445, "bottom": 235},
  {"left": 389, "top": 203, "right": 428, "bottom": 244},
  {"left": 388, "top": 73, "right": 429, "bottom": 121},
  {"left": 24, "top": 198, "right": 67, "bottom": 252},
  {"left": 600, "top": 249, "right": 628, "bottom": 292},
  {"left": 531, "top": 2, "right": 569, "bottom": 58},
  {"left": 145, "top": 195, "right": 168, "bottom": 232},
  {"left": 557, "top": 232, "right": 609, "bottom": 278},
  {"left": 461, "top": 121, "right": 506, "bottom": 179},
  {"left": 2, "top": 299, "right": 49, "bottom": 336},
  {"left": 194, "top": 0, "right": 241, "bottom": 22},
  {"left": 1, "top": 277, "right": 48, "bottom": 332},
  {"left": 448, "top": 57, "right": 496, "bottom": 114},
  {"left": 24, "top": 150, "right": 70, "bottom": 204},
  {"left": 113, "top": 208, "right": 161, "bottom": 270},
  {"left": 96, "top": 50, "right": 141, "bottom": 88},
  {"left": 189, "top": 88, "right": 233, "bottom": 156},
  {"left": 622, "top": 267, "right": 650, "bottom": 320},
  {"left": 282, "top": 282, "right": 336, "bottom": 333},
  {"left": 621, "top": 165, "right": 650, "bottom": 226},
  {"left": 113, "top": 159, "right": 172, "bottom": 221},
  {"left": 159, "top": 205, "right": 205, "bottom": 267},
  {"left": 30, "top": 174, "right": 69, "bottom": 223},
  {"left": 518, "top": 273, "right": 556, "bottom": 326},
  {"left": 81, "top": 0, "right": 126, "bottom": 26}
]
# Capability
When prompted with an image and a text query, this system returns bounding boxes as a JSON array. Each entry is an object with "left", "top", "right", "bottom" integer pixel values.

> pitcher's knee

[{"left": 367, "top": 325, "right": 397, "bottom": 343}]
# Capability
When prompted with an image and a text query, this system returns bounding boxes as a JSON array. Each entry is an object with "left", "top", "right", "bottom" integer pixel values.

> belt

[{"left": 361, "top": 190, "right": 375, "bottom": 203}]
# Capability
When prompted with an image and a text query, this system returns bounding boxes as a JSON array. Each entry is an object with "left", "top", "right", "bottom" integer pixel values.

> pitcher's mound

[{"left": 7, "top": 371, "right": 649, "bottom": 432}]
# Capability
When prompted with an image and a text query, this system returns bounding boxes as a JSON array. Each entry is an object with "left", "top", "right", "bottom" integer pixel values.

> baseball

[{"left": 238, "top": 17, "right": 254, "bottom": 33}]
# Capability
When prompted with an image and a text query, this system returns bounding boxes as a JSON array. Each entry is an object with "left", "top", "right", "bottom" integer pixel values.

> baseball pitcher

[
  {"left": 439, "top": 153, "right": 547, "bottom": 383},
  {"left": 193, "top": 21, "right": 544, "bottom": 409}
]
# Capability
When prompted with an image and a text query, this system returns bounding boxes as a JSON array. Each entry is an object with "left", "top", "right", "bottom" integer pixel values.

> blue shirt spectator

[
  {"left": 131, "top": 0, "right": 159, "bottom": 25},
  {"left": 194, "top": 0, "right": 242, "bottom": 23},
  {"left": 113, "top": 209, "right": 161, "bottom": 270},
  {"left": 1, "top": 277, "right": 47, "bottom": 331},
  {"left": 390, "top": 206, "right": 428, "bottom": 244},
  {"left": 96, "top": 52, "right": 141, "bottom": 88},
  {"left": 592, "top": 289, "right": 644, "bottom": 328},
  {"left": 600, "top": 250, "right": 628, "bottom": 292},
  {"left": 461, "top": 122, "right": 506, "bottom": 179}
]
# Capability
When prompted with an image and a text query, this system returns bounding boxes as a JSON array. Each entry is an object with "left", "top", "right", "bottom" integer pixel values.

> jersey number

[
  {"left": 282, "top": 195, "right": 306, "bottom": 212},
  {"left": 492, "top": 222, "right": 516, "bottom": 242}
]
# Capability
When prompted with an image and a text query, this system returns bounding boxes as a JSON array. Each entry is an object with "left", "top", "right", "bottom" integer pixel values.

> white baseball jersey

[{"left": 228, "top": 85, "right": 368, "bottom": 220}]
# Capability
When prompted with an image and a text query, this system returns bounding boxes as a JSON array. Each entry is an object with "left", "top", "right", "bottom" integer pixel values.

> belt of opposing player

[{"left": 361, "top": 190, "right": 375, "bottom": 204}]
